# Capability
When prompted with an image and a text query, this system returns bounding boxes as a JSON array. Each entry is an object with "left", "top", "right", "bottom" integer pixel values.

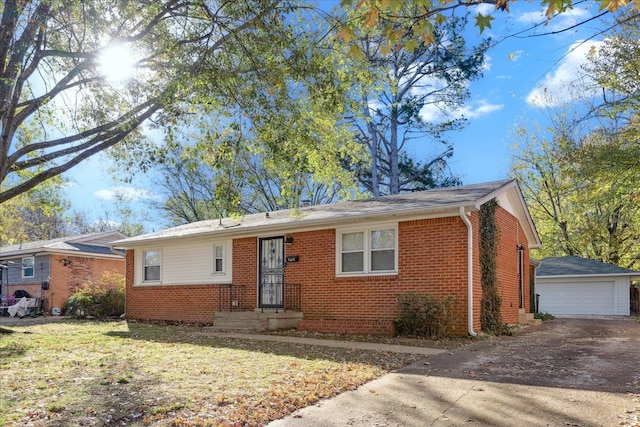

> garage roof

[{"left": 537, "top": 256, "right": 640, "bottom": 279}]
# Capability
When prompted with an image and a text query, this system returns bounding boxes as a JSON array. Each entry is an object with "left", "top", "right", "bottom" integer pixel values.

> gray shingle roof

[
  {"left": 0, "top": 231, "right": 126, "bottom": 258},
  {"left": 537, "top": 256, "right": 640, "bottom": 277},
  {"left": 114, "top": 179, "right": 535, "bottom": 246}
]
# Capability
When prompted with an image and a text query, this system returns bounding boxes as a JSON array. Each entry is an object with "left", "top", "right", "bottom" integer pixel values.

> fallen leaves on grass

[{"left": 0, "top": 320, "right": 423, "bottom": 426}]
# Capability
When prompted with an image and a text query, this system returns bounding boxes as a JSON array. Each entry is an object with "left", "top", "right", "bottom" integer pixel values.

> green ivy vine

[{"left": 480, "top": 198, "right": 502, "bottom": 334}]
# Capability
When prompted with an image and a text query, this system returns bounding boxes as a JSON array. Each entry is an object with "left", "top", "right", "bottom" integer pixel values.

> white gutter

[{"left": 460, "top": 206, "right": 477, "bottom": 337}]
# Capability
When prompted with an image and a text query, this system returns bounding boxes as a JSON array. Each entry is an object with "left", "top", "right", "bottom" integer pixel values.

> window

[
  {"left": 370, "top": 229, "right": 395, "bottom": 271},
  {"left": 214, "top": 244, "right": 224, "bottom": 273},
  {"left": 143, "top": 250, "right": 161, "bottom": 281},
  {"left": 341, "top": 232, "right": 364, "bottom": 272},
  {"left": 22, "top": 257, "right": 34, "bottom": 278},
  {"left": 338, "top": 226, "right": 397, "bottom": 275}
]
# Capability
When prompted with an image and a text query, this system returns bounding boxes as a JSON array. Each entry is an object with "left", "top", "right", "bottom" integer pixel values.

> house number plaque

[{"left": 286, "top": 255, "right": 299, "bottom": 263}]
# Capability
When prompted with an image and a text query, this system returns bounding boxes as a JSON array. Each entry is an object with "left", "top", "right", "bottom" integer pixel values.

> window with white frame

[
  {"left": 22, "top": 256, "right": 34, "bottom": 278},
  {"left": 143, "top": 250, "right": 161, "bottom": 281},
  {"left": 213, "top": 243, "right": 224, "bottom": 273},
  {"left": 338, "top": 225, "right": 397, "bottom": 275}
]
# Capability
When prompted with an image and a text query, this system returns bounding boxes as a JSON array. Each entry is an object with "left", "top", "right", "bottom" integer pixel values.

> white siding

[
  {"left": 134, "top": 239, "right": 232, "bottom": 286},
  {"left": 537, "top": 276, "right": 630, "bottom": 316}
]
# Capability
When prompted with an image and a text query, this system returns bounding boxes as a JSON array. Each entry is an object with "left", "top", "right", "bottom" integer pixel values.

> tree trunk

[{"left": 389, "top": 105, "right": 400, "bottom": 195}]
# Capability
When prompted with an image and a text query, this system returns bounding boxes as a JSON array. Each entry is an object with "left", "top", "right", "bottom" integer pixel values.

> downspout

[{"left": 460, "top": 207, "right": 478, "bottom": 337}]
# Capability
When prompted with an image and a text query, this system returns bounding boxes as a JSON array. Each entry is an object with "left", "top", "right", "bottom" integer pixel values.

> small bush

[
  {"left": 396, "top": 292, "right": 458, "bottom": 339},
  {"left": 66, "top": 271, "right": 125, "bottom": 319},
  {"left": 534, "top": 312, "right": 555, "bottom": 321}
]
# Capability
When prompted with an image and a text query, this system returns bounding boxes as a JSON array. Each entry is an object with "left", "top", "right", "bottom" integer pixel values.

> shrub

[
  {"left": 396, "top": 292, "right": 458, "bottom": 339},
  {"left": 66, "top": 271, "right": 125, "bottom": 318},
  {"left": 534, "top": 312, "right": 555, "bottom": 321}
]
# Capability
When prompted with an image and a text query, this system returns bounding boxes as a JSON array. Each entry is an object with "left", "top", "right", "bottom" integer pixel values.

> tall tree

[
  {"left": 154, "top": 142, "right": 345, "bottom": 226},
  {"left": 510, "top": 113, "right": 640, "bottom": 270},
  {"left": 0, "top": 0, "right": 303, "bottom": 204},
  {"left": 342, "top": 13, "right": 487, "bottom": 195},
  {"left": 149, "top": 10, "right": 360, "bottom": 224},
  {"left": 0, "top": 175, "right": 69, "bottom": 244},
  {"left": 578, "top": 11, "right": 640, "bottom": 184},
  {"left": 510, "top": 118, "right": 582, "bottom": 258}
]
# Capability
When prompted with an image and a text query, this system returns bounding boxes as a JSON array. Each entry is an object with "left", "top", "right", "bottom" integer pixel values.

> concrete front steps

[
  {"left": 519, "top": 309, "right": 542, "bottom": 326},
  {"left": 206, "top": 310, "right": 303, "bottom": 332}
]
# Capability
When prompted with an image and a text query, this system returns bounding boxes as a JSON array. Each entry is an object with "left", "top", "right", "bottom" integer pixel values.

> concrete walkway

[{"left": 197, "top": 331, "right": 446, "bottom": 356}]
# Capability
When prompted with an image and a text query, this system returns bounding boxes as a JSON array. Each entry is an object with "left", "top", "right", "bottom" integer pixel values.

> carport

[{"left": 536, "top": 256, "right": 640, "bottom": 316}]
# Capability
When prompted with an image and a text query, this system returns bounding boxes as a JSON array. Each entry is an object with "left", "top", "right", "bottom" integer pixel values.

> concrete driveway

[{"left": 270, "top": 318, "right": 640, "bottom": 426}]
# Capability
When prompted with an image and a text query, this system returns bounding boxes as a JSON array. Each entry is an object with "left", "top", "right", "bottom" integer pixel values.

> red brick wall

[
  {"left": 124, "top": 239, "right": 261, "bottom": 324},
  {"left": 47, "top": 254, "right": 125, "bottom": 313},
  {"left": 289, "top": 217, "right": 470, "bottom": 335},
  {"left": 124, "top": 207, "right": 531, "bottom": 335},
  {"left": 124, "top": 250, "right": 222, "bottom": 323},
  {"left": 493, "top": 206, "right": 530, "bottom": 324},
  {"left": 233, "top": 237, "right": 258, "bottom": 308}
]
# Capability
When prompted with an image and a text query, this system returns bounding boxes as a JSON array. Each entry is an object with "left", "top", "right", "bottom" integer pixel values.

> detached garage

[{"left": 536, "top": 256, "right": 640, "bottom": 316}]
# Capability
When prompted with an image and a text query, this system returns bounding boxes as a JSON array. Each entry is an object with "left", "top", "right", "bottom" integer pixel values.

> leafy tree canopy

[
  {"left": 1, "top": 0, "right": 333, "bottom": 204},
  {"left": 339, "top": 0, "right": 638, "bottom": 48}
]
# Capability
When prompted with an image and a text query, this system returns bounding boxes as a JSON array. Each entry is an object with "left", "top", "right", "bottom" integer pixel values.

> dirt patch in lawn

[{"left": 0, "top": 320, "right": 428, "bottom": 426}]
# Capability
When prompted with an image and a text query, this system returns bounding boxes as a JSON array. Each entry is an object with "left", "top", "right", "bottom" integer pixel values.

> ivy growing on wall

[{"left": 480, "top": 198, "right": 502, "bottom": 334}]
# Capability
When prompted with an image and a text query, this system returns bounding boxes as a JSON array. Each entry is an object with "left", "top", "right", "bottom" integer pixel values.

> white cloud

[
  {"left": 515, "top": 9, "right": 547, "bottom": 25},
  {"left": 418, "top": 98, "right": 503, "bottom": 122},
  {"left": 458, "top": 100, "right": 504, "bottom": 119},
  {"left": 483, "top": 54, "right": 493, "bottom": 71},
  {"left": 526, "top": 39, "right": 602, "bottom": 108},
  {"left": 418, "top": 102, "right": 444, "bottom": 123},
  {"left": 546, "top": 7, "right": 593, "bottom": 33},
  {"left": 474, "top": 3, "right": 495, "bottom": 16},
  {"left": 94, "top": 186, "right": 157, "bottom": 202},
  {"left": 515, "top": 6, "right": 592, "bottom": 33}
]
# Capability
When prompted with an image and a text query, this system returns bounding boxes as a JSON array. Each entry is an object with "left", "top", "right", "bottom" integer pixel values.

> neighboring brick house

[
  {"left": 0, "top": 231, "right": 127, "bottom": 313},
  {"left": 113, "top": 180, "right": 541, "bottom": 336}
]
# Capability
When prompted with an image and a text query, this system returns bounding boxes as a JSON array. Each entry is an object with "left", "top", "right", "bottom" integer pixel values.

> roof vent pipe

[{"left": 460, "top": 206, "right": 478, "bottom": 337}]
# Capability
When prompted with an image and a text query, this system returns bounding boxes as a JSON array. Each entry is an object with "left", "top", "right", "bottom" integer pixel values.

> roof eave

[
  {"left": 112, "top": 203, "right": 477, "bottom": 248},
  {"left": 537, "top": 273, "right": 640, "bottom": 279},
  {"left": 0, "top": 247, "right": 124, "bottom": 259},
  {"left": 474, "top": 179, "right": 542, "bottom": 249},
  {"left": 113, "top": 179, "right": 541, "bottom": 249}
]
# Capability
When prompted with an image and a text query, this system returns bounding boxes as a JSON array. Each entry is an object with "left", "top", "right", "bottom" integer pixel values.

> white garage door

[{"left": 537, "top": 281, "right": 616, "bottom": 315}]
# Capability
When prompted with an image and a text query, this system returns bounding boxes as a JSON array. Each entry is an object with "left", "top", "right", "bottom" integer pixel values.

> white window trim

[
  {"left": 336, "top": 223, "right": 398, "bottom": 277},
  {"left": 142, "top": 249, "right": 162, "bottom": 283},
  {"left": 212, "top": 242, "right": 225, "bottom": 275},
  {"left": 22, "top": 256, "right": 35, "bottom": 279}
]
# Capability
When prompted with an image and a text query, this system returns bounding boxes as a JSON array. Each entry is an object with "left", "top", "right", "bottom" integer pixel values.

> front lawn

[{"left": 0, "top": 320, "right": 424, "bottom": 426}]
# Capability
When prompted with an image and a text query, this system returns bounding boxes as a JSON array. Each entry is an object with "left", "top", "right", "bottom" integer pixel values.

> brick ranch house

[
  {"left": 113, "top": 180, "right": 541, "bottom": 336},
  {"left": 0, "top": 231, "right": 127, "bottom": 314}
]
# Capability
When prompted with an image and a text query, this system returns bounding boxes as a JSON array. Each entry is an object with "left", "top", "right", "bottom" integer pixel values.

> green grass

[{"left": 0, "top": 320, "right": 424, "bottom": 426}]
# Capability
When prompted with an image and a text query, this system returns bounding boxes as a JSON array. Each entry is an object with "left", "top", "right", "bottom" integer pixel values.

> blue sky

[{"left": 63, "top": 2, "right": 610, "bottom": 231}]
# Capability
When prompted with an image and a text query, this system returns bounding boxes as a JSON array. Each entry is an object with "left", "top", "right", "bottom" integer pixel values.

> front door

[{"left": 258, "top": 236, "right": 284, "bottom": 309}]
